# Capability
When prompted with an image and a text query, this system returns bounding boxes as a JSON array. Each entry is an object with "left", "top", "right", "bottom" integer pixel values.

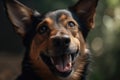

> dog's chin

[{"left": 40, "top": 49, "right": 79, "bottom": 78}]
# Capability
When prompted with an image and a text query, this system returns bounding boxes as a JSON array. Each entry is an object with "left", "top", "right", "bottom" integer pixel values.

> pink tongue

[
  {"left": 52, "top": 55, "right": 72, "bottom": 72},
  {"left": 55, "top": 62, "right": 72, "bottom": 72}
]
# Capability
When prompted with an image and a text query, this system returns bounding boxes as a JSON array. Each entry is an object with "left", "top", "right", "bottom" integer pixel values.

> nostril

[
  {"left": 64, "top": 37, "right": 70, "bottom": 47},
  {"left": 52, "top": 37, "right": 61, "bottom": 47}
]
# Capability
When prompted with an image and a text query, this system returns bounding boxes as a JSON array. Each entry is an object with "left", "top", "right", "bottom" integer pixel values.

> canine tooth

[
  {"left": 50, "top": 57, "right": 54, "bottom": 64},
  {"left": 65, "top": 55, "right": 72, "bottom": 65},
  {"left": 69, "top": 54, "right": 72, "bottom": 62}
]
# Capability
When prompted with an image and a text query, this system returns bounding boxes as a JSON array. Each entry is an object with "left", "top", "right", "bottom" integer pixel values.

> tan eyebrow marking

[
  {"left": 36, "top": 17, "right": 53, "bottom": 29},
  {"left": 44, "top": 17, "right": 53, "bottom": 25},
  {"left": 59, "top": 14, "right": 68, "bottom": 21}
]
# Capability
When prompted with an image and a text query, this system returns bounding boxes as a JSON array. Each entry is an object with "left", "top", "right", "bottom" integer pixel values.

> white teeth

[
  {"left": 63, "top": 54, "right": 72, "bottom": 67},
  {"left": 50, "top": 57, "right": 54, "bottom": 64},
  {"left": 69, "top": 54, "right": 72, "bottom": 62}
]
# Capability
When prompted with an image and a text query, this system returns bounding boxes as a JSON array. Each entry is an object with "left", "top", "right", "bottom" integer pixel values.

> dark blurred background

[{"left": 0, "top": 0, "right": 120, "bottom": 80}]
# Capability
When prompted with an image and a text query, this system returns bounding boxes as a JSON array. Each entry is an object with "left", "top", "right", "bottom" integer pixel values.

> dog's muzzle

[{"left": 40, "top": 35, "right": 80, "bottom": 77}]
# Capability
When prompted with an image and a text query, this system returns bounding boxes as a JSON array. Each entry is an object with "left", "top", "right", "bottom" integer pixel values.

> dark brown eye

[
  {"left": 38, "top": 25, "right": 48, "bottom": 34},
  {"left": 68, "top": 21, "right": 75, "bottom": 27}
]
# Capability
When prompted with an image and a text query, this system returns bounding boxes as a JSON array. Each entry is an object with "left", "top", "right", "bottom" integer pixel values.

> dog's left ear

[{"left": 69, "top": 0, "right": 99, "bottom": 29}]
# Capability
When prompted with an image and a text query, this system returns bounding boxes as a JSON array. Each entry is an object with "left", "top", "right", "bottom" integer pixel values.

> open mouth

[{"left": 40, "top": 50, "right": 79, "bottom": 77}]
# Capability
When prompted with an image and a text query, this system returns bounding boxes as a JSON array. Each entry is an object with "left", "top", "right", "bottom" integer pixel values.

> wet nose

[{"left": 52, "top": 35, "right": 70, "bottom": 48}]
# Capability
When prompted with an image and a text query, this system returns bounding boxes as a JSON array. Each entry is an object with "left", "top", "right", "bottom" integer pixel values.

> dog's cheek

[
  {"left": 71, "top": 31, "right": 86, "bottom": 54},
  {"left": 28, "top": 35, "right": 57, "bottom": 79},
  {"left": 78, "top": 32, "right": 87, "bottom": 54},
  {"left": 29, "top": 36, "right": 49, "bottom": 71},
  {"left": 34, "top": 34, "right": 47, "bottom": 45},
  {"left": 70, "top": 36, "right": 80, "bottom": 51},
  {"left": 29, "top": 35, "right": 48, "bottom": 60},
  {"left": 29, "top": 39, "right": 42, "bottom": 62},
  {"left": 46, "top": 39, "right": 56, "bottom": 56}
]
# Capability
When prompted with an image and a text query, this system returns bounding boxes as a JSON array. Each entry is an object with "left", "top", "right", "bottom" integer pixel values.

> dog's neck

[{"left": 16, "top": 51, "right": 43, "bottom": 80}]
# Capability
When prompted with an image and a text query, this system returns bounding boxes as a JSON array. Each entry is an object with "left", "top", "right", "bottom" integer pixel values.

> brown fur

[{"left": 3, "top": 0, "right": 99, "bottom": 80}]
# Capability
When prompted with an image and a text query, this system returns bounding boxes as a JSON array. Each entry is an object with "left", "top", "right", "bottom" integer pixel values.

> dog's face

[
  {"left": 31, "top": 10, "right": 85, "bottom": 78},
  {"left": 4, "top": 0, "right": 98, "bottom": 79}
]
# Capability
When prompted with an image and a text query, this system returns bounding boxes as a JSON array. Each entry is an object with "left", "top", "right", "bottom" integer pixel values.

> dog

[{"left": 4, "top": 0, "right": 99, "bottom": 80}]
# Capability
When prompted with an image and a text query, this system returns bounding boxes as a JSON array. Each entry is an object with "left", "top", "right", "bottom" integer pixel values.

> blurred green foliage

[{"left": 88, "top": 0, "right": 120, "bottom": 80}]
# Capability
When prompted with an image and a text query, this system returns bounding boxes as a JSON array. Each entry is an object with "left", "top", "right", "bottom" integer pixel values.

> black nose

[{"left": 52, "top": 35, "right": 70, "bottom": 48}]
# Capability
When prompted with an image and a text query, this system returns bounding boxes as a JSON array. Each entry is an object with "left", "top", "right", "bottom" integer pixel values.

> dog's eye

[
  {"left": 38, "top": 25, "right": 48, "bottom": 34},
  {"left": 68, "top": 21, "right": 75, "bottom": 28}
]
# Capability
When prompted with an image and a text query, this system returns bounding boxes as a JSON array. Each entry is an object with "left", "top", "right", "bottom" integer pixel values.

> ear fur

[
  {"left": 69, "top": 0, "right": 99, "bottom": 29},
  {"left": 4, "top": 0, "right": 40, "bottom": 37}
]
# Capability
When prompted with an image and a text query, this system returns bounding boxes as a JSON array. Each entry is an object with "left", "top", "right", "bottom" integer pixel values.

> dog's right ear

[{"left": 4, "top": 0, "right": 40, "bottom": 37}]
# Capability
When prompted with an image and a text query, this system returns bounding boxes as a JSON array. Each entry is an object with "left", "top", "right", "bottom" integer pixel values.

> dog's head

[{"left": 4, "top": 0, "right": 98, "bottom": 79}]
